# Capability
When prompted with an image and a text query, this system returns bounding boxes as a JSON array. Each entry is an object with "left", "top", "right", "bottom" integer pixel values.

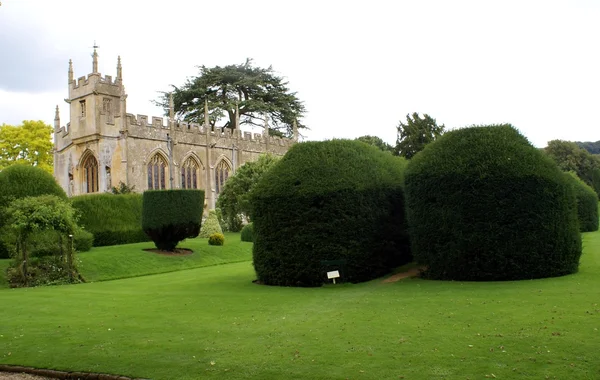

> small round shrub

[
  {"left": 142, "top": 189, "right": 205, "bottom": 251},
  {"left": 565, "top": 171, "right": 599, "bottom": 232},
  {"left": 199, "top": 210, "right": 223, "bottom": 238},
  {"left": 73, "top": 228, "right": 94, "bottom": 252},
  {"left": 208, "top": 233, "right": 225, "bottom": 246},
  {"left": 250, "top": 139, "right": 412, "bottom": 287},
  {"left": 240, "top": 223, "right": 254, "bottom": 242},
  {"left": 404, "top": 124, "right": 582, "bottom": 281}
]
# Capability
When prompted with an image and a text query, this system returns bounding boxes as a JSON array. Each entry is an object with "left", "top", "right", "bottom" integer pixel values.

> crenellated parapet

[{"left": 125, "top": 113, "right": 296, "bottom": 153}]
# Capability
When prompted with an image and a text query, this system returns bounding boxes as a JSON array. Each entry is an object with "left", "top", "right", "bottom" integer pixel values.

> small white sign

[{"left": 327, "top": 270, "right": 340, "bottom": 279}]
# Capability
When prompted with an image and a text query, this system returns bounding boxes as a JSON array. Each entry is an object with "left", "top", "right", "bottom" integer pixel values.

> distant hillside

[{"left": 576, "top": 141, "right": 600, "bottom": 155}]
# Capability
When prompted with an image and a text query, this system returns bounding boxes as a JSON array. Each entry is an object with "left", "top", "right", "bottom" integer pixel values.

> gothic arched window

[
  {"left": 181, "top": 156, "right": 200, "bottom": 189},
  {"left": 82, "top": 154, "right": 99, "bottom": 193},
  {"left": 215, "top": 160, "right": 231, "bottom": 195},
  {"left": 147, "top": 153, "right": 168, "bottom": 190}
]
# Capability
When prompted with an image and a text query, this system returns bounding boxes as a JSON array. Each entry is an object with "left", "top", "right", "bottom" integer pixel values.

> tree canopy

[
  {"left": 544, "top": 139, "right": 600, "bottom": 195},
  {"left": 155, "top": 58, "right": 306, "bottom": 138},
  {"left": 355, "top": 135, "right": 394, "bottom": 154},
  {"left": 395, "top": 113, "right": 445, "bottom": 159},
  {"left": 576, "top": 140, "right": 600, "bottom": 155},
  {"left": 0, "top": 120, "right": 53, "bottom": 173},
  {"left": 216, "top": 153, "right": 280, "bottom": 232}
]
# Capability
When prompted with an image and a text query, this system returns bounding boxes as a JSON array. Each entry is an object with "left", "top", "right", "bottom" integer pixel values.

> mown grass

[
  {"left": 77, "top": 232, "right": 252, "bottom": 282},
  {"left": 0, "top": 232, "right": 599, "bottom": 379}
]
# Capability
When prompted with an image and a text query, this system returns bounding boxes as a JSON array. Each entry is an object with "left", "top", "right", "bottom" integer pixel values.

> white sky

[{"left": 0, "top": 0, "right": 599, "bottom": 147}]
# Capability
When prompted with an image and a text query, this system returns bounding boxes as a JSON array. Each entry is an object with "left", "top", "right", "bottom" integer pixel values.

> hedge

[
  {"left": 71, "top": 193, "right": 150, "bottom": 247},
  {"left": 250, "top": 139, "right": 412, "bottom": 287},
  {"left": 0, "top": 164, "right": 67, "bottom": 258},
  {"left": 565, "top": 171, "right": 599, "bottom": 232},
  {"left": 404, "top": 124, "right": 582, "bottom": 281},
  {"left": 199, "top": 210, "right": 223, "bottom": 238},
  {"left": 142, "top": 189, "right": 205, "bottom": 251},
  {"left": 240, "top": 223, "right": 254, "bottom": 242}
]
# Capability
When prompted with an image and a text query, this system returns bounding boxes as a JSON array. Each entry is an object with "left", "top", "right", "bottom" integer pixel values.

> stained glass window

[
  {"left": 82, "top": 154, "right": 99, "bottom": 193},
  {"left": 147, "top": 154, "right": 168, "bottom": 190},
  {"left": 181, "top": 157, "right": 200, "bottom": 189},
  {"left": 215, "top": 160, "right": 231, "bottom": 195}
]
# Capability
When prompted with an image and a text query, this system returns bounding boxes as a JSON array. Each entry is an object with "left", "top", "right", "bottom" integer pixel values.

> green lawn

[{"left": 1, "top": 232, "right": 599, "bottom": 379}]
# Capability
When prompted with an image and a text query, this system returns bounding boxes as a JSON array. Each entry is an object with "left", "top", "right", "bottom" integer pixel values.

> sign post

[{"left": 327, "top": 270, "right": 340, "bottom": 284}]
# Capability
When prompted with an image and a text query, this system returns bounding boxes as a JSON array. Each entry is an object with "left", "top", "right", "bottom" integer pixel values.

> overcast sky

[{"left": 1, "top": 0, "right": 599, "bottom": 147}]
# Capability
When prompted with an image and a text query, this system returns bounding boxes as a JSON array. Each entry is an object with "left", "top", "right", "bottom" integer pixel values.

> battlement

[
  {"left": 72, "top": 73, "right": 120, "bottom": 89},
  {"left": 125, "top": 113, "right": 295, "bottom": 148}
]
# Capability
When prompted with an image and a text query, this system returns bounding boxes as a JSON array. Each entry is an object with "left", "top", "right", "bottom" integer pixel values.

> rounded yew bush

[
  {"left": 565, "top": 171, "right": 599, "bottom": 232},
  {"left": 404, "top": 124, "right": 582, "bottom": 281},
  {"left": 142, "top": 189, "right": 204, "bottom": 251},
  {"left": 250, "top": 139, "right": 412, "bottom": 287},
  {"left": 0, "top": 164, "right": 66, "bottom": 208}
]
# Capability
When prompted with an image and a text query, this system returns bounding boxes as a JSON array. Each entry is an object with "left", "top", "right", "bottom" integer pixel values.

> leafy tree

[
  {"left": 155, "top": 58, "right": 306, "bottom": 138},
  {"left": 576, "top": 140, "right": 600, "bottom": 155},
  {"left": 5, "top": 195, "right": 78, "bottom": 287},
  {"left": 395, "top": 113, "right": 445, "bottom": 159},
  {"left": 544, "top": 139, "right": 600, "bottom": 195},
  {"left": 216, "top": 153, "right": 280, "bottom": 231},
  {"left": 0, "top": 120, "right": 53, "bottom": 173},
  {"left": 355, "top": 135, "right": 394, "bottom": 154}
]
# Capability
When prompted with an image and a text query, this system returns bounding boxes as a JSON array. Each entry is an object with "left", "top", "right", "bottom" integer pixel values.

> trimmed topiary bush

[
  {"left": 73, "top": 228, "right": 94, "bottom": 252},
  {"left": 565, "top": 171, "right": 599, "bottom": 232},
  {"left": 0, "top": 164, "right": 67, "bottom": 208},
  {"left": 208, "top": 233, "right": 225, "bottom": 246},
  {"left": 71, "top": 193, "right": 150, "bottom": 246},
  {"left": 250, "top": 139, "right": 412, "bottom": 287},
  {"left": 404, "top": 124, "right": 582, "bottom": 281},
  {"left": 142, "top": 189, "right": 205, "bottom": 251},
  {"left": 199, "top": 210, "right": 223, "bottom": 238},
  {"left": 0, "top": 164, "right": 67, "bottom": 258},
  {"left": 240, "top": 223, "right": 254, "bottom": 242}
]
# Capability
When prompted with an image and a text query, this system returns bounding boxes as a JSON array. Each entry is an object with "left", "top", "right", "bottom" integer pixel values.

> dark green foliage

[
  {"left": 0, "top": 164, "right": 67, "bottom": 258},
  {"left": 111, "top": 181, "right": 136, "bottom": 194},
  {"left": 216, "top": 153, "right": 280, "bottom": 232},
  {"left": 576, "top": 140, "right": 600, "bottom": 154},
  {"left": 0, "top": 164, "right": 66, "bottom": 209},
  {"left": 240, "top": 223, "right": 254, "bottom": 242},
  {"left": 565, "top": 172, "right": 599, "bottom": 232},
  {"left": 71, "top": 193, "right": 150, "bottom": 246},
  {"left": 250, "top": 139, "right": 412, "bottom": 287},
  {"left": 142, "top": 190, "right": 205, "bottom": 251},
  {"left": 74, "top": 228, "right": 94, "bottom": 252},
  {"left": 544, "top": 140, "right": 600, "bottom": 196},
  {"left": 405, "top": 124, "right": 582, "bottom": 281},
  {"left": 355, "top": 135, "right": 394, "bottom": 154},
  {"left": 395, "top": 112, "right": 445, "bottom": 158},
  {"left": 208, "top": 233, "right": 225, "bottom": 246}
]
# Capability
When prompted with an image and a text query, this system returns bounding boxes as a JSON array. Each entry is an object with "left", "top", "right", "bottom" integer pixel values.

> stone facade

[{"left": 53, "top": 49, "right": 296, "bottom": 210}]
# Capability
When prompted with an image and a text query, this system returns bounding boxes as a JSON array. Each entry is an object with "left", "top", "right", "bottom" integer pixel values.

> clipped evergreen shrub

[
  {"left": 142, "top": 189, "right": 204, "bottom": 251},
  {"left": 208, "top": 233, "right": 225, "bottom": 246},
  {"left": 71, "top": 193, "right": 150, "bottom": 246},
  {"left": 404, "top": 124, "right": 582, "bottom": 281},
  {"left": 0, "top": 164, "right": 67, "bottom": 258},
  {"left": 240, "top": 223, "right": 254, "bottom": 242},
  {"left": 199, "top": 210, "right": 223, "bottom": 238},
  {"left": 250, "top": 139, "right": 412, "bottom": 287},
  {"left": 0, "top": 164, "right": 67, "bottom": 208},
  {"left": 565, "top": 171, "right": 599, "bottom": 232},
  {"left": 73, "top": 228, "right": 94, "bottom": 252}
]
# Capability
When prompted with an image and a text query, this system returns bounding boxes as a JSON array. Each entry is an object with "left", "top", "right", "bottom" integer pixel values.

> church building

[{"left": 53, "top": 48, "right": 296, "bottom": 209}]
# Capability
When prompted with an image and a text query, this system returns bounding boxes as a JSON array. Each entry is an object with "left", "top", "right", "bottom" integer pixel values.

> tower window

[
  {"left": 103, "top": 98, "right": 113, "bottom": 123},
  {"left": 147, "top": 154, "right": 168, "bottom": 190},
  {"left": 80, "top": 100, "right": 86, "bottom": 117}
]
